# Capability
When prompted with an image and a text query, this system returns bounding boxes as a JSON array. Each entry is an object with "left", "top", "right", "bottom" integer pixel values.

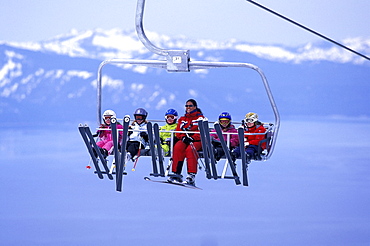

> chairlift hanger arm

[
  {"left": 135, "top": 0, "right": 190, "bottom": 72},
  {"left": 135, "top": 0, "right": 167, "bottom": 56}
]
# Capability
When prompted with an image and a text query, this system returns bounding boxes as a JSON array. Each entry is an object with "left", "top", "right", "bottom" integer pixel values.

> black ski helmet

[{"left": 134, "top": 108, "right": 148, "bottom": 120}]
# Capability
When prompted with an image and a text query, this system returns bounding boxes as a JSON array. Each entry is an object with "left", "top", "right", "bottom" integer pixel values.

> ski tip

[
  {"left": 124, "top": 115, "right": 130, "bottom": 122},
  {"left": 144, "top": 177, "right": 150, "bottom": 181}
]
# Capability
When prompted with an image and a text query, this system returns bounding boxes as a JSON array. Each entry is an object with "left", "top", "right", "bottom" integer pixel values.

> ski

[
  {"left": 153, "top": 123, "right": 165, "bottom": 176},
  {"left": 144, "top": 177, "right": 202, "bottom": 190},
  {"left": 202, "top": 119, "right": 218, "bottom": 179},
  {"left": 238, "top": 126, "right": 249, "bottom": 186},
  {"left": 85, "top": 125, "right": 113, "bottom": 180},
  {"left": 113, "top": 115, "right": 130, "bottom": 192},
  {"left": 110, "top": 118, "right": 120, "bottom": 174},
  {"left": 197, "top": 119, "right": 212, "bottom": 179},
  {"left": 214, "top": 122, "right": 241, "bottom": 185},
  {"left": 147, "top": 122, "right": 159, "bottom": 176},
  {"left": 78, "top": 124, "right": 103, "bottom": 179}
]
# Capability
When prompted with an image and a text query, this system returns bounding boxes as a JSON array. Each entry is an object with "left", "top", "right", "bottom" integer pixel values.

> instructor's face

[{"left": 185, "top": 103, "right": 195, "bottom": 113}]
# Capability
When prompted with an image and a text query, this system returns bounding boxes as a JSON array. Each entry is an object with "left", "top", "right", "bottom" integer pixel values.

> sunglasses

[{"left": 185, "top": 105, "right": 194, "bottom": 108}]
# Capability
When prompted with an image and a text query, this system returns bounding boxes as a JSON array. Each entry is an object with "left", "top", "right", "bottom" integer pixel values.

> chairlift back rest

[
  {"left": 197, "top": 123, "right": 274, "bottom": 161},
  {"left": 92, "top": 123, "right": 274, "bottom": 159}
]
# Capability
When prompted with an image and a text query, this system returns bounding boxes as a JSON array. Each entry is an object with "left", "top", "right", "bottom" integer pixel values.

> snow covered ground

[{"left": 1, "top": 119, "right": 369, "bottom": 245}]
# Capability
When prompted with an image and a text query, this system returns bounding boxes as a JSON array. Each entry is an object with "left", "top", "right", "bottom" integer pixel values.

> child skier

[
  {"left": 232, "top": 112, "right": 266, "bottom": 163},
  {"left": 210, "top": 112, "right": 239, "bottom": 161},
  {"left": 94, "top": 109, "right": 123, "bottom": 159},
  {"left": 126, "top": 108, "right": 149, "bottom": 161},
  {"left": 159, "top": 108, "right": 179, "bottom": 157}
]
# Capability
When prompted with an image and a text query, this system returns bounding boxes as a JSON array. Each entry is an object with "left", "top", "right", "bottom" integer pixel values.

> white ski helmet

[
  {"left": 103, "top": 109, "right": 116, "bottom": 120},
  {"left": 244, "top": 112, "right": 258, "bottom": 123}
]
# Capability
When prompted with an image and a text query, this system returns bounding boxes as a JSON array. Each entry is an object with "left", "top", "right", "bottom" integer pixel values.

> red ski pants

[{"left": 172, "top": 140, "right": 202, "bottom": 174}]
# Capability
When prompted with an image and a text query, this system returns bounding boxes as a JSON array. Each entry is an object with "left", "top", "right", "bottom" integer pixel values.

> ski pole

[
  {"left": 132, "top": 140, "right": 142, "bottom": 171},
  {"left": 189, "top": 141, "right": 205, "bottom": 170},
  {"left": 186, "top": 132, "right": 205, "bottom": 171},
  {"left": 108, "top": 146, "right": 115, "bottom": 174},
  {"left": 109, "top": 158, "right": 116, "bottom": 174},
  {"left": 86, "top": 159, "right": 92, "bottom": 169},
  {"left": 165, "top": 158, "right": 173, "bottom": 176}
]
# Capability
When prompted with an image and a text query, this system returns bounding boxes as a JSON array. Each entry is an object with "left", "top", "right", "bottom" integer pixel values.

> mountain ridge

[
  {"left": 1, "top": 29, "right": 369, "bottom": 125},
  {"left": 2, "top": 28, "right": 369, "bottom": 64}
]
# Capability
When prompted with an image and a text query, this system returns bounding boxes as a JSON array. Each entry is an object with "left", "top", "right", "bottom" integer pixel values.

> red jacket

[
  {"left": 245, "top": 124, "right": 266, "bottom": 149},
  {"left": 175, "top": 109, "right": 204, "bottom": 141}
]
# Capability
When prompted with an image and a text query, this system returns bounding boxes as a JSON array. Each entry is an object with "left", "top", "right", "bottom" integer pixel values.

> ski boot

[
  {"left": 126, "top": 152, "right": 133, "bottom": 162},
  {"left": 100, "top": 148, "right": 109, "bottom": 159},
  {"left": 167, "top": 174, "right": 183, "bottom": 184},
  {"left": 183, "top": 173, "right": 196, "bottom": 186}
]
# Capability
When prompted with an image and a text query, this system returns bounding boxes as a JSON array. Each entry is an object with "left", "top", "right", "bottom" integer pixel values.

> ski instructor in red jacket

[{"left": 168, "top": 99, "right": 204, "bottom": 185}]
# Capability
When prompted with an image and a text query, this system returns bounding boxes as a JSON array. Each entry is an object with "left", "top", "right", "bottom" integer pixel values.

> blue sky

[{"left": 1, "top": 0, "right": 369, "bottom": 46}]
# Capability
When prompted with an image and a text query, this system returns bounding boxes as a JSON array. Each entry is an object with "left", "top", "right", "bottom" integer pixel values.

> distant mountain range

[{"left": 1, "top": 28, "right": 369, "bottom": 125}]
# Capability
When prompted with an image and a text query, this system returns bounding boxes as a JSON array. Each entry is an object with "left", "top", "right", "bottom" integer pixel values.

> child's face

[
  {"left": 220, "top": 119, "right": 230, "bottom": 128},
  {"left": 166, "top": 115, "right": 175, "bottom": 124},
  {"left": 135, "top": 115, "right": 144, "bottom": 124},
  {"left": 246, "top": 122, "right": 255, "bottom": 128},
  {"left": 104, "top": 116, "right": 112, "bottom": 125}
]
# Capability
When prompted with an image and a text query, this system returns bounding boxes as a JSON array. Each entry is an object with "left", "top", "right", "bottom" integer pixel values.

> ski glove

[
  {"left": 182, "top": 136, "right": 194, "bottom": 144},
  {"left": 140, "top": 132, "right": 149, "bottom": 142},
  {"left": 180, "top": 121, "right": 191, "bottom": 131}
]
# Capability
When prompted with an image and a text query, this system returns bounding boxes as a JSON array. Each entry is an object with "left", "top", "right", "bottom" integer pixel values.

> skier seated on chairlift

[
  {"left": 168, "top": 99, "right": 204, "bottom": 186},
  {"left": 159, "top": 108, "right": 179, "bottom": 157},
  {"left": 93, "top": 109, "right": 123, "bottom": 159},
  {"left": 232, "top": 112, "right": 266, "bottom": 163},
  {"left": 210, "top": 112, "right": 239, "bottom": 161},
  {"left": 126, "top": 108, "right": 149, "bottom": 162}
]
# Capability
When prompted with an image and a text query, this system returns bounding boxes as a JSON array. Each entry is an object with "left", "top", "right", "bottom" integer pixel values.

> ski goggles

[
  {"left": 135, "top": 115, "right": 144, "bottom": 120},
  {"left": 219, "top": 119, "right": 230, "bottom": 125},
  {"left": 165, "top": 115, "right": 176, "bottom": 120},
  {"left": 245, "top": 118, "right": 255, "bottom": 123}
]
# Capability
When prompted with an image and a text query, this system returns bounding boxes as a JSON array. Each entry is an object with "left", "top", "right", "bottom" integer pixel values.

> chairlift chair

[{"left": 80, "top": 0, "right": 280, "bottom": 191}]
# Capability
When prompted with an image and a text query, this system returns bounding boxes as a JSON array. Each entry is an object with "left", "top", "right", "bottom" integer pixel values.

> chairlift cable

[{"left": 245, "top": 0, "right": 370, "bottom": 61}]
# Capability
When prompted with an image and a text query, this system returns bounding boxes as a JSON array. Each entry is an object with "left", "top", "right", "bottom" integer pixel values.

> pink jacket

[
  {"left": 210, "top": 124, "right": 239, "bottom": 148},
  {"left": 97, "top": 123, "right": 124, "bottom": 143}
]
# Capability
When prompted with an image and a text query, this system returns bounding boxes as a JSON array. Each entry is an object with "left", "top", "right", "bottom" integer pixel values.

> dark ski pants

[
  {"left": 232, "top": 145, "right": 258, "bottom": 160},
  {"left": 126, "top": 141, "right": 144, "bottom": 157}
]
